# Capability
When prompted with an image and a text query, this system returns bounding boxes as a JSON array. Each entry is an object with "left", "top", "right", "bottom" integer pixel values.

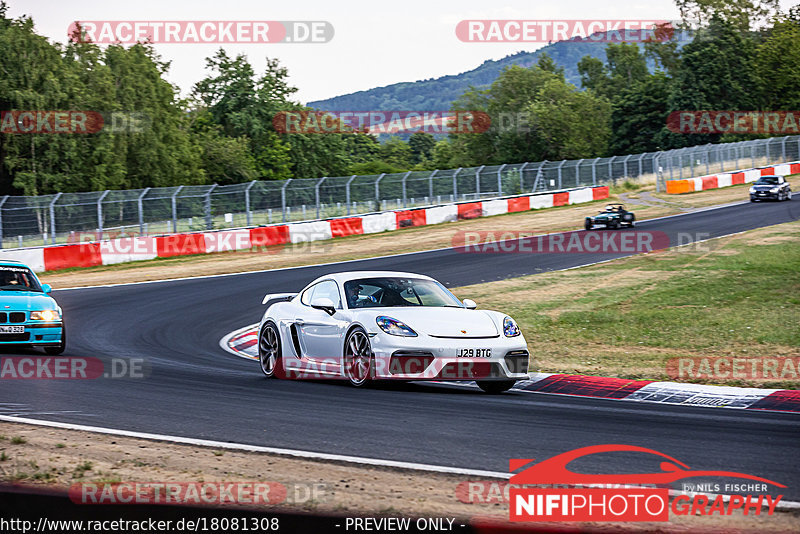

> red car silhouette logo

[{"left": 510, "top": 444, "right": 785, "bottom": 487}]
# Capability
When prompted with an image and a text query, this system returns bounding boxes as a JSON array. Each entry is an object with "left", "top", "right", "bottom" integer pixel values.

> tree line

[{"left": 0, "top": 0, "right": 798, "bottom": 196}]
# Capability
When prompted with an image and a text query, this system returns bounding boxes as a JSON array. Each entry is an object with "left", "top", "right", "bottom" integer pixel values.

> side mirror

[
  {"left": 462, "top": 299, "right": 477, "bottom": 310},
  {"left": 41, "top": 284, "right": 52, "bottom": 294},
  {"left": 310, "top": 297, "right": 336, "bottom": 316}
]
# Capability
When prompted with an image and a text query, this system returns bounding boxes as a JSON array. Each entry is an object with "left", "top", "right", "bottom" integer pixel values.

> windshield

[
  {"left": 0, "top": 266, "right": 42, "bottom": 291},
  {"left": 343, "top": 277, "right": 463, "bottom": 308},
  {"left": 755, "top": 177, "right": 779, "bottom": 185}
]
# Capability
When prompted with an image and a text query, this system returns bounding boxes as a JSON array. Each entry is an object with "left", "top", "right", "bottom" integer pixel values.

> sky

[{"left": 9, "top": 0, "right": 796, "bottom": 105}]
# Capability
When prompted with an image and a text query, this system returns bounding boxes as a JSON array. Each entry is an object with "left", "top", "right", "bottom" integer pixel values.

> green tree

[
  {"left": 755, "top": 15, "right": 800, "bottom": 109},
  {"left": 408, "top": 132, "right": 435, "bottom": 164}
]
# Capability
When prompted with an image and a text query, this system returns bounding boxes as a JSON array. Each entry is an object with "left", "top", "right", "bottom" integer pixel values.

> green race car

[{"left": 584, "top": 204, "right": 636, "bottom": 230}]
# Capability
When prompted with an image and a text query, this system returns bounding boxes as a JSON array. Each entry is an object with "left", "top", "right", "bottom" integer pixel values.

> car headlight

[
  {"left": 376, "top": 316, "right": 417, "bottom": 337},
  {"left": 770, "top": 187, "right": 779, "bottom": 193},
  {"left": 503, "top": 316, "right": 521, "bottom": 337},
  {"left": 749, "top": 187, "right": 756, "bottom": 193},
  {"left": 30, "top": 310, "right": 61, "bottom": 321}
]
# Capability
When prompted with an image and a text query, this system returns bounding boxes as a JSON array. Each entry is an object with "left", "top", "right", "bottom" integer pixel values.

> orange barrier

[
  {"left": 249, "top": 225, "right": 289, "bottom": 247},
  {"left": 506, "top": 197, "right": 530, "bottom": 213},
  {"left": 43, "top": 243, "right": 102, "bottom": 270},
  {"left": 701, "top": 176, "right": 718, "bottom": 190},
  {"left": 592, "top": 186, "right": 610, "bottom": 200},
  {"left": 395, "top": 209, "right": 426, "bottom": 228},
  {"left": 552, "top": 191, "right": 569, "bottom": 206},
  {"left": 666, "top": 179, "right": 692, "bottom": 194},
  {"left": 156, "top": 234, "right": 206, "bottom": 258},
  {"left": 329, "top": 217, "right": 364, "bottom": 238},
  {"left": 457, "top": 202, "right": 482, "bottom": 220}
]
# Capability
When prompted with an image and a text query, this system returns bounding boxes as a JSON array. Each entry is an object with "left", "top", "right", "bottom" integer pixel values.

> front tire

[
  {"left": 43, "top": 325, "right": 66, "bottom": 355},
  {"left": 258, "top": 322, "right": 282, "bottom": 378},
  {"left": 477, "top": 380, "right": 516, "bottom": 394},
  {"left": 344, "top": 327, "right": 374, "bottom": 387},
  {"left": 584, "top": 218, "right": 593, "bottom": 231}
]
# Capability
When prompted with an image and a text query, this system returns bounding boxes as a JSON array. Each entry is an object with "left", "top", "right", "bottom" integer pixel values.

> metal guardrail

[{"left": 1, "top": 136, "right": 798, "bottom": 249}]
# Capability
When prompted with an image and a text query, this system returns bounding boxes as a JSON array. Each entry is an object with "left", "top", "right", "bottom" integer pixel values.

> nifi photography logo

[{"left": 507, "top": 444, "right": 784, "bottom": 522}]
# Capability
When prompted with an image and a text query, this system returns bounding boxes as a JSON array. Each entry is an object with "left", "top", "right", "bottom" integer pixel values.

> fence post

[
  {"left": 654, "top": 153, "right": 661, "bottom": 193},
  {"left": 452, "top": 168, "right": 461, "bottom": 200},
  {"left": 638, "top": 154, "right": 644, "bottom": 177},
  {"left": 170, "top": 186, "right": 183, "bottom": 233},
  {"left": 751, "top": 142, "right": 756, "bottom": 168},
  {"left": 575, "top": 159, "right": 583, "bottom": 187},
  {"left": 138, "top": 188, "right": 150, "bottom": 234},
  {"left": 204, "top": 184, "right": 218, "bottom": 230},
  {"left": 96, "top": 190, "right": 110, "bottom": 236},
  {"left": 401, "top": 171, "right": 411, "bottom": 208},
  {"left": 592, "top": 158, "right": 600, "bottom": 185},
  {"left": 608, "top": 156, "right": 616, "bottom": 185},
  {"left": 496, "top": 164, "right": 507, "bottom": 196},
  {"left": 475, "top": 165, "right": 484, "bottom": 198},
  {"left": 281, "top": 179, "right": 291, "bottom": 222},
  {"left": 518, "top": 163, "right": 528, "bottom": 193},
  {"left": 557, "top": 160, "right": 566, "bottom": 189},
  {"left": 704, "top": 144, "right": 710, "bottom": 175},
  {"left": 0, "top": 195, "right": 7, "bottom": 249},
  {"left": 49, "top": 192, "right": 62, "bottom": 244},
  {"left": 782, "top": 136, "right": 789, "bottom": 162},
  {"left": 622, "top": 154, "right": 632, "bottom": 179},
  {"left": 345, "top": 175, "right": 356, "bottom": 214},
  {"left": 245, "top": 180, "right": 257, "bottom": 226},
  {"left": 315, "top": 177, "right": 327, "bottom": 219},
  {"left": 375, "top": 173, "right": 386, "bottom": 211},
  {"left": 428, "top": 170, "right": 437, "bottom": 200}
]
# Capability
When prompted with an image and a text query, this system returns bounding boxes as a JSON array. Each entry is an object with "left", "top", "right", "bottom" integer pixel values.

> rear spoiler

[{"left": 262, "top": 293, "right": 297, "bottom": 305}]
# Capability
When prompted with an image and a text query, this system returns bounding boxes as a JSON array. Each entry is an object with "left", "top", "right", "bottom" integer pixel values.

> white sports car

[{"left": 256, "top": 271, "right": 529, "bottom": 393}]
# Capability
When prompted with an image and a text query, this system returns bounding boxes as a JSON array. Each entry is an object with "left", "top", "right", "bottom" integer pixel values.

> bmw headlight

[
  {"left": 503, "top": 316, "right": 521, "bottom": 337},
  {"left": 30, "top": 310, "right": 61, "bottom": 321},
  {"left": 770, "top": 187, "right": 779, "bottom": 193},
  {"left": 749, "top": 187, "right": 756, "bottom": 193},
  {"left": 376, "top": 316, "right": 417, "bottom": 337}
]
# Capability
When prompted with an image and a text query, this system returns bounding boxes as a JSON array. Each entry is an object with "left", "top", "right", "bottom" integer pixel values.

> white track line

[{"left": 0, "top": 414, "right": 508, "bottom": 479}]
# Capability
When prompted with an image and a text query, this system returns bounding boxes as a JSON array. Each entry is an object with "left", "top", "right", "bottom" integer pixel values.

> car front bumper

[
  {"left": 751, "top": 191, "right": 781, "bottom": 200},
  {"left": 369, "top": 332, "right": 530, "bottom": 381},
  {"left": 0, "top": 322, "right": 63, "bottom": 346}
]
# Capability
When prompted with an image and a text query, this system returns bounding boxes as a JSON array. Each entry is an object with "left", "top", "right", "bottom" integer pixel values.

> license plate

[
  {"left": 0, "top": 326, "right": 24, "bottom": 334},
  {"left": 456, "top": 348, "right": 491, "bottom": 358}
]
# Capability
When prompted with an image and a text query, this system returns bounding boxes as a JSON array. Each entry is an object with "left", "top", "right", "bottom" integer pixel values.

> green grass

[{"left": 458, "top": 221, "right": 800, "bottom": 388}]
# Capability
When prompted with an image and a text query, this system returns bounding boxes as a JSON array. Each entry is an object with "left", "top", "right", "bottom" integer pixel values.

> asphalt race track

[{"left": 2, "top": 200, "right": 800, "bottom": 498}]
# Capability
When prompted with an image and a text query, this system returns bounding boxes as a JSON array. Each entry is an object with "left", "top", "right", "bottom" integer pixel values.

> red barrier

[
  {"left": 731, "top": 172, "right": 745, "bottom": 185},
  {"left": 761, "top": 167, "right": 775, "bottom": 176},
  {"left": 701, "top": 176, "right": 718, "bottom": 190},
  {"left": 156, "top": 233, "right": 206, "bottom": 258},
  {"left": 249, "top": 225, "right": 289, "bottom": 247},
  {"left": 592, "top": 186, "right": 610, "bottom": 200},
  {"left": 507, "top": 197, "right": 530, "bottom": 213},
  {"left": 791, "top": 163, "right": 800, "bottom": 174},
  {"left": 43, "top": 243, "right": 102, "bottom": 271},
  {"left": 395, "top": 210, "right": 426, "bottom": 228},
  {"left": 457, "top": 202, "right": 482, "bottom": 220},
  {"left": 552, "top": 191, "right": 569, "bottom": 206},
  {"left": 330, "top": 217, "right": 364, "bottom": 238}
]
